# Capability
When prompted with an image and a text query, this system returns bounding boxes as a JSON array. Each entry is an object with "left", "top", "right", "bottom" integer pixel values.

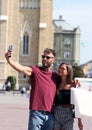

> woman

[{"left": 53, "top": 63, "right": 83, "bottom": 130}]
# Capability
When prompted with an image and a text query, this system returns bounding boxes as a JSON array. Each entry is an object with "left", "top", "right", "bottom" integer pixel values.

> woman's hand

[
  {"left": 78, "top": 118, "right": 83, "bottom": 130},
  {"left": 71, "top": 80, "right": 81, "bottom": 88}
]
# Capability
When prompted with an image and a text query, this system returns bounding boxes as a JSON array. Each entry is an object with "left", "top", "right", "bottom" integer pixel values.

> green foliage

[
  {"left": 28, "top": 78, "right": 31, "bottom": 84},
  {"left": 6, "top": 76, "right": 16, "bottom": 90},
  {"left": 73, "top": 65, "right": 84, "bottom": 79}
]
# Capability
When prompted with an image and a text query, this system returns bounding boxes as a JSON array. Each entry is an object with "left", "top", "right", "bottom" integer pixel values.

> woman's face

[{"left": 58, "top": 64, "right": 68, "bottom": 76}]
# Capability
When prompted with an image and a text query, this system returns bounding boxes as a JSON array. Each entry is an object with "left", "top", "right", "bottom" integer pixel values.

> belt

[
  {"left": 38, "top": 110, "right": 51, "bottom": 114},
  {"left": 56, "top": 104, "right": 72, "bottom": 107}
]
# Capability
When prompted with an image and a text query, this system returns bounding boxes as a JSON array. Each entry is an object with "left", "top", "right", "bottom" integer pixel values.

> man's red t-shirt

[{"left": 29, "top": 66, "right": 57, "bottom": 112}]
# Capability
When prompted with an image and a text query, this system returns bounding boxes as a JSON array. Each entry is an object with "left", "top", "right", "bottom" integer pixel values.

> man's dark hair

[{"left": 44, "top": 48, "right": 55, "bottom": 57}]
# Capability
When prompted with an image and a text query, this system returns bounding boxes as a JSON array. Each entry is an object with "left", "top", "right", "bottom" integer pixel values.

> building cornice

[{"left": 0, "top": 15, "right": 8, "bottom": 21}]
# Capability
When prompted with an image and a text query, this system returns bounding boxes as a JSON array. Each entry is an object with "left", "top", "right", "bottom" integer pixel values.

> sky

[{"left": 53, "top": 0, "right": 92, "bottom": 64}]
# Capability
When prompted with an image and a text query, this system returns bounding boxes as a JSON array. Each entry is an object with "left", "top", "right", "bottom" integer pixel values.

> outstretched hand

[
  {"left": 5, "top": 50, "right": 12, "bottom": 60},
  {"left": 71, "top": 80, "right": 81, "bottom": 88}
]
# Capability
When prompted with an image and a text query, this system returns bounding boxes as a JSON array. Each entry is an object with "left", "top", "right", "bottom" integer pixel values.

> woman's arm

[{"left": 78, "top": 118, "right": 83, "bottom": 130}]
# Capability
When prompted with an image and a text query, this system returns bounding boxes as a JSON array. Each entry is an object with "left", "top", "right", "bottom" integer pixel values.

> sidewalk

[
  {"left": 0, "top": 92, "right": 29, "bottom": 130},
  {"left": 0, "top": 92, "right": 92, "bottom": 130}
]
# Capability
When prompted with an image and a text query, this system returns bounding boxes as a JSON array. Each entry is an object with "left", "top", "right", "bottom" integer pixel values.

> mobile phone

[
  {"left": 8, "top": 45, "right": 13, "bottom": 52},
  {"left": 8, "top": 45, "right": 13, "bottom": 57}
]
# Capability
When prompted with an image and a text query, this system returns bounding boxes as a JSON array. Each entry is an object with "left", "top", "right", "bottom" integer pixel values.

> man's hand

[{"left": 5, "top": 50, "right": 13, "bottom": 62}]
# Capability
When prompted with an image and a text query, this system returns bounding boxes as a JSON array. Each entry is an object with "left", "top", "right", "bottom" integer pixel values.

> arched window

[{"left": 23, "top": 32, "right": 29, "bottom": 55}]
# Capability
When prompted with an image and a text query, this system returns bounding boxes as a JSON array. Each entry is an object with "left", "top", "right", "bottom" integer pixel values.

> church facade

[
  {"left": 0, "top": 0, "right": 80, "bottom": 89},
  {"left": 0, "top": 0, "right": 53, "bottom": 89}
]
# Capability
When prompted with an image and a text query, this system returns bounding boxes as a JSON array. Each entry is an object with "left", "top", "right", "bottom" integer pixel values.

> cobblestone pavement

[{"left": 0, "top": 92, "right": 92, "bottom": 130}]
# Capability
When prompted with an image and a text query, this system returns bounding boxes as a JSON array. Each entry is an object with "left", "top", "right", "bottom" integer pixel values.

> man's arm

[{"left": 5, "top": 51, "right": 33, "bottom": 76}]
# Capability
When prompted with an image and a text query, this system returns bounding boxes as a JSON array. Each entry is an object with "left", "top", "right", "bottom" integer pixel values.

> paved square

[
  {"left": 0, "top": 92, "right": 92, "bottom": 130},
  {"left": 0, "top": 92, "right": 29, "bottom": 130}
]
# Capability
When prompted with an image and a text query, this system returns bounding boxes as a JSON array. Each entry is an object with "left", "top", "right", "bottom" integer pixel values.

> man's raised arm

[{"left": 5, "top": 51, "right": 32, "bottom": 76}]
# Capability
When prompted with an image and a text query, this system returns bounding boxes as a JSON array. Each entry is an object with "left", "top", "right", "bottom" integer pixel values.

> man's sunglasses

[{"left": 41, "top": 55, "right": 54, "bottom": 60}]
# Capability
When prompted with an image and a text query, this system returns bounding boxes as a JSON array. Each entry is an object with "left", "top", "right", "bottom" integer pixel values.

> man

[{"left": 5, "top": 48, "right": 58, "bottom": 130}]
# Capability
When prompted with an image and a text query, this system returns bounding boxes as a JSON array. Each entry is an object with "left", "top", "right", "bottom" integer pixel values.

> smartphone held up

[
  {"left": 8, "top": 45, "right": 13, "bottom": 57},
  {"left": 8, "top": 45, "right": 13, "bottom": 52}
]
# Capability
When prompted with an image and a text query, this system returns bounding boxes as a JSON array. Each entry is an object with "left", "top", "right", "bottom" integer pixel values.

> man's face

[{"left": 42, "top": 52, "right": 55, "bottom": 68}]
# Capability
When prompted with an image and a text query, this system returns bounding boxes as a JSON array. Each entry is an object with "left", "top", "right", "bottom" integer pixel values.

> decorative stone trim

[
  {"left": 19, "top": 0, "right": 40, "bottom": 9},
  {"left": 39, "top": 23, "right": 47, "bottom": 28},
  {"left": 0, "top": 15, "right": 8, "bottom": 21}
]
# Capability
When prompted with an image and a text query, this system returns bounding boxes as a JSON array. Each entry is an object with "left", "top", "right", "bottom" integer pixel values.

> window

[
  {"left": 23, "top": 32, "right": 29, "bottom": 55},
  {"left": 64, "top": 51, "right": 71, "bottom": 59}
]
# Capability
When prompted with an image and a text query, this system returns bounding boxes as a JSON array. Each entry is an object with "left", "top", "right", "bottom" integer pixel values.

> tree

[
  {"left": 6, "top": 76, "right": 16, "bottom": 90},
  {"left": 73, "top": 65, "right": 84, "bottom": 79}
]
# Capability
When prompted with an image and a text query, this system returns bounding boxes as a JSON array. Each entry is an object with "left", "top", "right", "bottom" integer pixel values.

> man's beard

[{"left": 42, "top": 63, "right": 51, "bottom": 68}]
